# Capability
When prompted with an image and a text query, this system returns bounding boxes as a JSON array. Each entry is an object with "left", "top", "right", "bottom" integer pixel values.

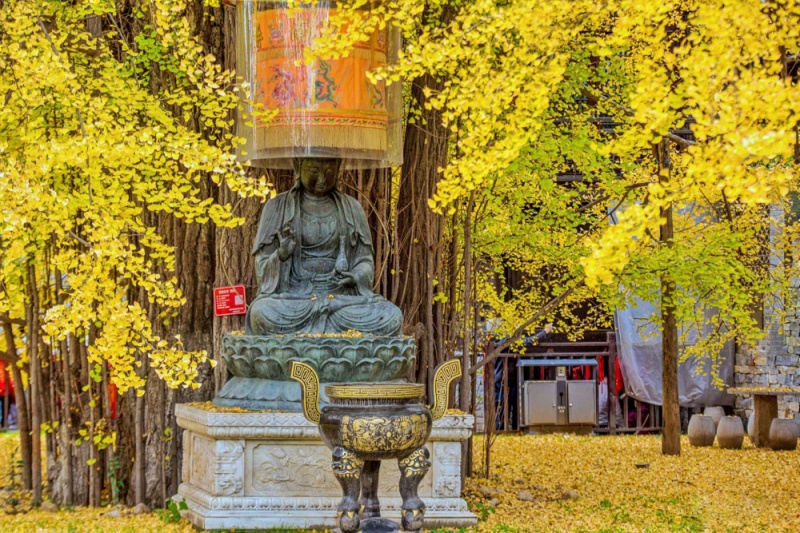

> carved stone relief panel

[
  {"left": 190, "top": 434, "right": 216, "bottom": 493},
  {"left": 431, "top": 441, "right": 461, "bottom": 498},
  {"left": 212, "top": 440, "right": 245, "bottom": 496},
  {"left": 249, "top": 443, "right": 339, "bottom": 496},
  {"left": 244, "top": 441, "right": 432, "bottom": 498},
  {"left": 181, "top": 431, "right": 192, "bottom": 484}
]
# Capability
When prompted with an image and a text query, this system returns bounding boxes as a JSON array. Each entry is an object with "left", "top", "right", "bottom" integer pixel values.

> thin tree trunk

[
  {"left": 425, "top": 219, "right": 437, "bottom": 394},
  {"left": 101, "top": 358, "right": 117, "bottom": 503},
  {"left": 459, "top": 193, "right": 474, "bottom": 413},
  {"left": 133, "top": 393, "right": 145, "bottom": 504},
  {"left": 459, "top": 192, "right": 474, "bottom": 488},
  {"left": 657, "top": 139, "right": 681, "bottom": 456},
  {"left": 70, "top": 333, "right": 90, "bottom": 506},
  {"left": 27, "top": 263, "right": 43, "bottom": 504},
  {"left": 55, "top": 261, "right": 74, "bottom": 505},
  {"left": 4, "top": 324, "right": 32, "bottom": 489},
  {"left": 88, "top": 381, "right": 98, "bottom": 506},
  {"left": 61, "top": 335, "right": 73, "bottom": 504}
]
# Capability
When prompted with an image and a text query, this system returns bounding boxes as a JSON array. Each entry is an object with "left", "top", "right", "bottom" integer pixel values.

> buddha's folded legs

[
  {"left": 326, "top": 299, "right": 403, "bottom": 336},
  {"left": 247, "top": 295, "right": 403, "bottom": 336},
  {"left": 247, "top": 297, "right": 318, "bottom": 335}
]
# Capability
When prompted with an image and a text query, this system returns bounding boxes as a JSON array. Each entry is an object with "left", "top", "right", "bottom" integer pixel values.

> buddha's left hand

[{"left": 334, "top": 271, "right": 357, "bottom": 289}]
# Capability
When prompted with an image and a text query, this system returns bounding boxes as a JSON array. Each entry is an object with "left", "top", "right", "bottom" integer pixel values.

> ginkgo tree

[
  {"left": 0, "top": 0, "right": 270, "bottom": 504},
  {"left": 310, "top": 0, "right": 800, "bottom": 456},
  {"left": 2, "top": 0, "right": 799, "bottom": 511}
]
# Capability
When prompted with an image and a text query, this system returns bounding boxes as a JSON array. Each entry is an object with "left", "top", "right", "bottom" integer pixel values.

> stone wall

[{"left": 734, "top": 296, "right": 800, "bottom": 423}]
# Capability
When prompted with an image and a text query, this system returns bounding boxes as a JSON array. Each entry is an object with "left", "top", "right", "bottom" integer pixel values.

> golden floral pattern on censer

[{"left": 341, "top": 414, "right": 428, "bottom": 453}]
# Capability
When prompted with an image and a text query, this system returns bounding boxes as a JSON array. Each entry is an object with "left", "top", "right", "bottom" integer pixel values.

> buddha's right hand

[{"left": 278, "top": 224, "right": 296, "bottom": 261}]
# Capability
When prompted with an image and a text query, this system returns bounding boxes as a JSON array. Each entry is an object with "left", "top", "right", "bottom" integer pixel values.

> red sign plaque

[{"left": 214, "top": 285, "right": 247, "bottom": 317}]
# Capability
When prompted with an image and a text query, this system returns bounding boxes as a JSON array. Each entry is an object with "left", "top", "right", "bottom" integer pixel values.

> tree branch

[
  {"left": 665, "top": 133, "right": 696, "bottom": 147},
  {"left": 469, "top": 282, "right": 583, "bottom": 375},
  {"left": 580, "top": 87, "right": 634, "bottom": 117},
  {"left": 0, "top": 312, "right": 25, "bottom": 326},
  {"left": 581, "top": 87, "right": 698, "bottom": 149}
]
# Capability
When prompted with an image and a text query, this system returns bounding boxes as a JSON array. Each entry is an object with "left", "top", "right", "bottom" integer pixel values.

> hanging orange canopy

[{"left": 231, "top": 1, "right": 402, "bottom": 169}]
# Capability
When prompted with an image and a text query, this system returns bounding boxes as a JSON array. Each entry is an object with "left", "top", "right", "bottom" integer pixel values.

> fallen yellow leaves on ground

[
  {"left": 467, "top": 434, "right": 800, "bottom": 533},
  {"left": 2, "top": 431, "right": 799, "bottom": 532}
]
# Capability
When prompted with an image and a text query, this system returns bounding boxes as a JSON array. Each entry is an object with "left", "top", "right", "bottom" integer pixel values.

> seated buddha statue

[{"left": 246, "top": 158, "right": 403, "bottom": 336}]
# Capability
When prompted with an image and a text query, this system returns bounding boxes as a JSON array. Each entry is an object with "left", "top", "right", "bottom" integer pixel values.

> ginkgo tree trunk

[{"left": 656, "top": 138, "right": 681, "bottom": 456}]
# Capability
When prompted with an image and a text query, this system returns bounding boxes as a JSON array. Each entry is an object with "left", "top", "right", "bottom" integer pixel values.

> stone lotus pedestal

[
  {"left": 214, "top": 334, "right": 417, "bottom": 411},
  {"left": 175, "top": 403, "right": 477, "bottom": 530}
]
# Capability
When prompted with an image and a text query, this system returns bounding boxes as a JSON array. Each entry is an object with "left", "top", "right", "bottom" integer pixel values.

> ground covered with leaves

[
  {"left": 466, "top": 434, "right": 800, "bottom": 532},
  {"left": 1, "top": 431, "right": 798, "bottom": 532}
]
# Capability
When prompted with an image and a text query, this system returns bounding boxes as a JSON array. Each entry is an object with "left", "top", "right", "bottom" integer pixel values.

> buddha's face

[{"left": 296, "top": 158, "right": 340, "bottom": 196}]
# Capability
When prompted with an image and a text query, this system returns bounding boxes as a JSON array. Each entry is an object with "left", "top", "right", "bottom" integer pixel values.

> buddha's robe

[{"left": 246, "top": 184, "right": 403, "bottom": 336}]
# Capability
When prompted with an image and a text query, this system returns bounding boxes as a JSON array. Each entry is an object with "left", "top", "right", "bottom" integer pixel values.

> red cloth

[
  {"left": 0, "top": 361, "right": 14, "bottom": 397},
  {"left": 109, "top": 382, "right": 118, "bottom": 419},
  {"left": 598, "top": 356, "right": 605, "bottom": 382},
  {"left": 615, "top": 358, "right": 624, "bottom": 395}
]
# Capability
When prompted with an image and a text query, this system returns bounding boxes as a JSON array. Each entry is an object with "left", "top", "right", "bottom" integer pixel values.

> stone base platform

[{"left": 175, "top": 404, "right": 477, "bottom": 530}]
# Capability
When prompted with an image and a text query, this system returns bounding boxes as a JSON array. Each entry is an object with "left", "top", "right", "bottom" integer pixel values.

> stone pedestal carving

[{"left": 175, "top": 404, "right": 476, "bottom": 530}]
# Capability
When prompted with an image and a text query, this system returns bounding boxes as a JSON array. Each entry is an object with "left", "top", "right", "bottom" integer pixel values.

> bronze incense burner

[{"left": 291, "top": 359, "right": 461, "bottom": 533}]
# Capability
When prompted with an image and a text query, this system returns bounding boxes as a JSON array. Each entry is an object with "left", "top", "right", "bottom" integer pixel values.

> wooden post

[
  {"left": 502, "top": 357, "right": 509, "bottom": 431},
  {"left": 2, "top": 365, "right": 8, "bottom": 429},
  {"left": 483, "top": 358, "right": 496, "bottom": 478},
  {"left": 752, "top": 395, "right": 778, "bottom": 448},
  {"left": 608, "top": 333, "right": 617, "bottom": 435},
  {"left": 518, "top": 358, "right": 524, "bottom": 432}
]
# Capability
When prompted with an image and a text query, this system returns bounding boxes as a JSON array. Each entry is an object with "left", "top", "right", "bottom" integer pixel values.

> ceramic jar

[
  {"left": 716, "top": 416, "right": 744, "bottom": 449},
  {"left": 703, "top": 406, "right": 725, "bottom": 430},
  {"left": 768, "top": 418, "right": 799, "bottom": 451},
  {"left": 687, "top": 415, "right": 716, "bottom": 447},
  {"left": 747, "top": 414, "right": 756, "bottom": 443}
]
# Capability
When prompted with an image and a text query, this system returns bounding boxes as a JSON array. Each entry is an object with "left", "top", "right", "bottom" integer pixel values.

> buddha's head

[{"left": 294, "top": 158, "right": 341, "bottom": 196}]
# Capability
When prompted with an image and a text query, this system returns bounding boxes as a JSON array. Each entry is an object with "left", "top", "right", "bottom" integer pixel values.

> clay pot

[
  {"left": 716, "top": 416, "right": 744, "bottom": 449},
  {"left": 768, "top": 419, "right": 799, "bottom": 451},
  {"left": 747, "top": 414, "right": 756, "bottom": 443},
  {"left": 704, "top": 406, "right": 725, "bottom": 430},
  {"left": 687, "top": 415, "right": 716, "bottom": 447}
]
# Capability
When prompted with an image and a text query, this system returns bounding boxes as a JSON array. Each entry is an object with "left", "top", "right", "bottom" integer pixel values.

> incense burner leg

[
  {"left": 359, "top": 459, "right": 382, "bottom": 519},
  {"left": 398, "top": 446, "right": 431, "bottom": 532},
  {"left": 332, "top": 447, "right": 364, "bottom": 533}
]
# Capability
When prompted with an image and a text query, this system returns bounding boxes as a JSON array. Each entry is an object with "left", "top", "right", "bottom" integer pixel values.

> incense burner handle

[
  {"left": 290, "top": 361, "right": 322, "bottom": 424},
  {"left": 428, "top": 359, "right": 462, "bottom": 421}
]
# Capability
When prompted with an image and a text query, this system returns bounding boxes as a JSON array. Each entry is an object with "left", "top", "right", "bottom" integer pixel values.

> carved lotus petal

[
  {"left": 247, "top": 345, "right": 265, "bottom": 359},
  {"left": 383, "top": 356, "right": 412, "bottom": 380},
  {"left": 339, "top": 345, "right": 370, "bottom": 363},
  {"left": 253, "top": 356, "right": 283, "bottom": 380},
  {"left": 319, "top": 358, "right": 354, "bottom": 382},
  {"left": 232, "top": 355, "right": 253, "bottom": 377},
  {"left": 303, "top": 346, "right": 336, "bottom": 363},
  {"left": 268, "top": 347, "right": 300, "bottom": 365},
  {"left": 352, "top": 358, "right": 385, "bottom": 382},
  {"left": 374, "top": 345, "right": 399, "bottom": 362},
  {"left": 221, "top": 346, "right": 236, "bottom": 368}
]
